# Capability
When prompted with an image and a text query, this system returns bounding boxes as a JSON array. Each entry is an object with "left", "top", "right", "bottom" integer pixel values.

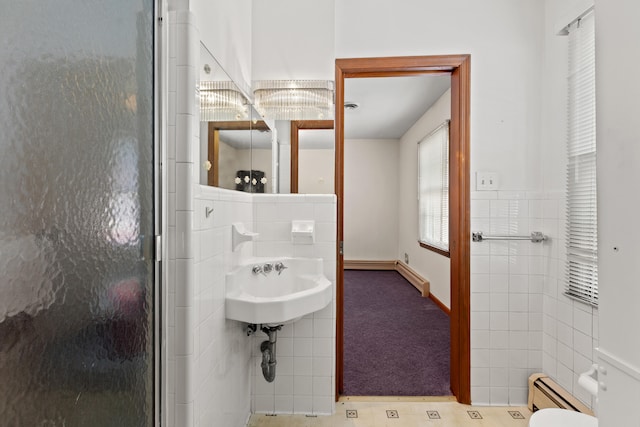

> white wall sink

[{"left": 225, "top": 257, "right": 332, "bottom": 325}]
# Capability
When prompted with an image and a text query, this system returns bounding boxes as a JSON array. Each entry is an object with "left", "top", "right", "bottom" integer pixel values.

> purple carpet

[{"left": 343, "top": 270, "right": 451, "bottom": 396}]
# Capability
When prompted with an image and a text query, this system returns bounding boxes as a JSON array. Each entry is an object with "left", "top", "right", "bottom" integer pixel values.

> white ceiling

[{"left": 299, "top": 74, "right": 451, "bottom": 149}]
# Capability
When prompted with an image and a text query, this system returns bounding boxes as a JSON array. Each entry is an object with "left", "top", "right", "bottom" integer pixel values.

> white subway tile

[
  {"left": 471, "top": 311, "right": 490, "bottom": 330},
  {"left": 313, "top": 318, "right": 334, "bottom": 338},
  {"left": 471, "top": 255, "right": 491, "bottom": 274},
  {"left": 509, "top": 313, "right": 528, "bottom": 331},
  {"left": 274, "top": 375, "right": 294, "bottom": 396},
  {"left": 176, "top": 66, "right": 196, "bottom": 115},
  {"left": 529, "top": 350, "right": 542, "bottom": 370},
  {"left": 490, "top": 312, "right": 509, "bottom": 330},
  {"left": 490, "top": 274, "right": 509, "bottom": 293},
  {"left": 490, "top": 255, "right": 509, "bottom": 275},
  {"left": 490, "top": 387, "right": 509, "bottom": 405},
  {"left": 471, "top": 199, "right": 491, "bottom": 218},
  {"left": 312, "top": 338, "right": 333, "bottom": 358},
  {"left": 278, "top": 357, "right": 294, "bottom": 376},
  {"left": 508, "top": 350, "right": 529, "bottom": 369},
  {"left": 471, "top": 387, "right": 491, "bottom": 405},
  {"left": 471, "top": 330, "right": 491, "bottom": 349},
  {"left": 293, "top": 396, "right": 313, "bottom": 414},
  {"left": 490, "top": 293, "right": 509, "bottom": 312},
  {"left": 557, "top": 341, "right": 574, "bottom": 369},
  {"left": 254, "top": 395, "right": 275, "bottom": 414},
  {"left": 293, "top": 375, "right": 313, "bottom": 396},
  {"left": 294, "top": 357, "right": 313, "bottom": 376},
  {"left": 573, "top": 330, "right": 594, "bottom": 358},
  {"left": 313, "top": 357, "right": 333, "bottom": 377},
  {"left": 508, "top": 387, "right": 528, "bottom": 405},
  {"left": 490, "top": 331, "right": 509, "bottom": 349},
  {"left": 274, "top": 395, "right": 294, "bottom": 414},
  {"left": 312, "top": 376, "right": 332, "bottom": 397},
  {"left": 293, "top": 338, "right": 313, "bottom": 357},
  {"left": 508, "top": 331, "right": 529, "bottom": 350},
  {"left": 490, "top": 200, "right": 510, "bottom": 218},
  {"left": 471, "top": 293, "right": 491, "bottom": 312},
  {"left": 175, "top": 114, "right": 193, "bottom": 162},
  {"left": 471, "top": 367, "right": 490, "bottom": 385},
  {"left": 490, "top": 368, "right": 509, "bottom": 387},
  {"left": 573, "top": 306, "right": 593, "bottom": 335},
  {"left": 509, "top": 293, "right": 529, "bottom": 312},
  {"left": 313, "top": 396, "right": 334, "bottom": 415},
  {"left": 471, "top": 349, "right": 490, "bottom": 367},
  {"left": 471, "top": 274, "right": 491, "bottom": 293}
]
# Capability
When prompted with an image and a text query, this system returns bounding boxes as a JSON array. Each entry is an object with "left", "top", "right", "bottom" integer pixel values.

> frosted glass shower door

[{"left": 0, "top": 1, "right": 157, "bottom": 425}]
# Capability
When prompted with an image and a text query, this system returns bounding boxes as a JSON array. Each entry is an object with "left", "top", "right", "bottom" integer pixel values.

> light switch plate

[{"left": 476, "top": 172, "right": 498, "bottom": 190}]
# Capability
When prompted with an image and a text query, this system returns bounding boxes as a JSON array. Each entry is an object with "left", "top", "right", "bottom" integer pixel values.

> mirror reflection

[
  {"left": 288, "top": 120, "right": 334, "bottom": 194},
  {"left": 198, "top": 43, "right": 274, "bottom": 193}
]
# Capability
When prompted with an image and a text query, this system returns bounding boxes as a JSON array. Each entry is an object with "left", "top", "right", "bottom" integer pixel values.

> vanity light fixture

[
  {"left": 252, "top": 80, "right": 334, "bottom": 120},
  {"left": 199, "top": 80, "right": 249, "bottom": 121}
]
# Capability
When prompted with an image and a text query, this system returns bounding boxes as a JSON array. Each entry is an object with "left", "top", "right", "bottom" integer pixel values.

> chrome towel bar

[{"left": 472, "top": 231, "right": 547, "bottom": 243}]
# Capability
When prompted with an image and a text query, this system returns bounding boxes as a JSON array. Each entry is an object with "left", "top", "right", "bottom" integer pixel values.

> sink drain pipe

[{"left": 260, "top": 325, "right": 281, "bottom": 382}]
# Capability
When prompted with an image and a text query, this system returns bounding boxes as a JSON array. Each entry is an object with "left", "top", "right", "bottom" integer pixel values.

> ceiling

[
  {"left": 299, "top": 74, "right": 451, "bottom": 149},
  {"left": 216, "top": 74, "right": 451, "bottom": 150}
]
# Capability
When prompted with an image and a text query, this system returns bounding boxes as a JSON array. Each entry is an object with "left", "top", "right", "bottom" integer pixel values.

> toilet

[{"left": 529, "top": 408, "right": 597, "bottom": 427}]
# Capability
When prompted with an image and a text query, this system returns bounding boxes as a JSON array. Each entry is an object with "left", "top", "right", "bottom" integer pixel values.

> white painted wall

[
  {"left": 298, "top": 149, "right": 334, "bottom": 194},
  {"left": 336, "top": 0, "right": 543, "bottom": 192},
  {"left": 398, "top": 89, "right": 451, "bottom": 308},
  {"left": 251, "top": 0, "right": 335, "bottom": 81},
  {"left": 594, "top": 0, "right": 640, "bottom": 424},
  {"left": 190, "top": 0, "right": 252, "bottom": 93},
  {"left": 344, "top": 139, "right": 399, "bottom": 261}
]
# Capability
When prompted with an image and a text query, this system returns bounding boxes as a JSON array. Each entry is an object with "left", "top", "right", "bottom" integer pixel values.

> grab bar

[{"left": 472, "top": 231, "right": 547, "bottom": 243}]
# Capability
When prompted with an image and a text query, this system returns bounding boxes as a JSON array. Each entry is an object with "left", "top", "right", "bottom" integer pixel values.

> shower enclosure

[{"left": 0, "top": 1, "right": 159, "bottom": 425}]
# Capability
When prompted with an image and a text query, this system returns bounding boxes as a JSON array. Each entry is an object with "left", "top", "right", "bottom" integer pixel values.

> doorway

[{"left": 335, "top": 55, "right": 471, "bottom": 403}]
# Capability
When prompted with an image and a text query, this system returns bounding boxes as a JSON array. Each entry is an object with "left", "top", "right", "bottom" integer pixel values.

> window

[
  {"left": 564, "top": 9, "right": 597, "bottom": 306},
  {"left": 418, "top": 120, "right": 449, "bottom": 255}
]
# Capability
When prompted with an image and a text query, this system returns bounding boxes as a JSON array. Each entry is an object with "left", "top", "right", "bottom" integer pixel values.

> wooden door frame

[
  {"left": 335, "top": 55, "right": 471, "bottom": 403},
  {"left": 290, "top": 120, "right": 335, "bottom": 193}
]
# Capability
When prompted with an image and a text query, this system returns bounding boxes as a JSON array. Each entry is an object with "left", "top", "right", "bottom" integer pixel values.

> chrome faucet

[
  {"left": 262, "top": 263, "right": 274, "bottom": 274},
  {"left": 274, "top": 262, "right": 288, "bottom": 275}
]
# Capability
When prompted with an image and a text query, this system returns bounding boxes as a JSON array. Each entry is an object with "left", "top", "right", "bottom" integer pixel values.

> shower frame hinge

[
  {"left": 155, "top": 235, "right": 162, "bottom": 261},
  {"left": 339, "top": 240, "right": 344, "bottom": 256}
]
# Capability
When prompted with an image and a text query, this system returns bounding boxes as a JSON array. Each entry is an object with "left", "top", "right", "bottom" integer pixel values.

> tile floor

[{"left": 247, "top": 397, "right": 532, "bottom": 426}]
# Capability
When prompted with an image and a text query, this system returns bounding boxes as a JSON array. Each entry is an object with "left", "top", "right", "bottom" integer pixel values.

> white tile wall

[
  {"left": 192, "top": 186, "right": 254, "bottom": 427},
  {"left": 469, "top": 190, "right": 598, "bottom": 408},
  {"left": 167, "top": 12, "right": 254, "bottom": 427},
  {"left": 470, "top": 191, "right": 544, "bottom": 405},
  {"left": 251, "top": 194, "right": 337, "bottom": 416},
  {"left": 538, "top": 191, "right": 598, "bottom": 408}
]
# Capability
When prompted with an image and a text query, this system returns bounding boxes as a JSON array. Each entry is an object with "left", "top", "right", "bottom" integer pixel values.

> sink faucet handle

[
  {"left": 252, "top": 265, "right": 264, "bottom": 276},
  {"left": 274, "top": 262, "right": 288, "bottom": 275},
  {"left": 263, "top": 263, "right": 274, "bottom": 274}
]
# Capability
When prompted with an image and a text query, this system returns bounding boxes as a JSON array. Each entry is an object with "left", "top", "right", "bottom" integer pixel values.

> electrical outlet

[
  {"left": 404, "top": 253, "right": 409, "bottom": 264},
  {"left": 476, "top": 171, "right": 498, "bottom": 190}
]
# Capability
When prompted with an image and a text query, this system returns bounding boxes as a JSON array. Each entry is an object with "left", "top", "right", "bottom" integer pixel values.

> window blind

[
  {"left": 418, "top": 120, "right": 449, "bottom": 252},
  {"left": 564, "top": 9, "right": 597, "bottom": 306}
]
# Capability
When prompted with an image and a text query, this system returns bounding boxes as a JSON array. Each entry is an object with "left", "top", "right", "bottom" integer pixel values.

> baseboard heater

[{"left": 528, "top": 373, "right": 594, "bottom": 416}]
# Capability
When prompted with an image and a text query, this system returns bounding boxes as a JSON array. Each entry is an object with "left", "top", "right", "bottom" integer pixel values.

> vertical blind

[
  {"left": 418, "top": 120, "right": 449, "bottom": 252},
  {"left": 564, "top": 9, "right": 598, "bottom": 306}
]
